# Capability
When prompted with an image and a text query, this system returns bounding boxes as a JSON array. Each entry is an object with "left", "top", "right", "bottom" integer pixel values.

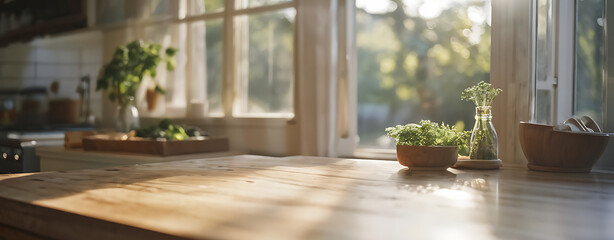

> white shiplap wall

[{"left": 0, "top": 30, "right": 104, "bottom": 124}]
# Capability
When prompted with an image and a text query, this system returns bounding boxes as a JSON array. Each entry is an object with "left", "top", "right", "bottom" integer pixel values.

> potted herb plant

[
  {"left": 386, "top": 120, "right": 469, "bottom": 170},
  {"left": 457, "top": 81, "right": 503, "bottom": 169},
  {"left": 96, "top": 40, "right": 177, "bottom": 132}
]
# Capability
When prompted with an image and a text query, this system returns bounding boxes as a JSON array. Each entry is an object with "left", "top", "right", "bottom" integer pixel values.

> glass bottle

[
  {"left": 115, "top": 97, "right": 140, "bottom": 132},
  {"left": 469, "top": 106, "right": 498, "bottom": 160}
]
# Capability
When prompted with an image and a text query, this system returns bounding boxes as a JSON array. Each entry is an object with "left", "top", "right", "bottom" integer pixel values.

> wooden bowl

[
  {"left": 396, "top": 145, "right": 458, "bottom": 170},
  {"left": 519, "top": 122, "right": 610, "bottom": 172}
]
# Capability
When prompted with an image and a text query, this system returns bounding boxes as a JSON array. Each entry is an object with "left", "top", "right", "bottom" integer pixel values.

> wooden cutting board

[{"left": 82, "top": 134, "right": 229, "bottom": 156}]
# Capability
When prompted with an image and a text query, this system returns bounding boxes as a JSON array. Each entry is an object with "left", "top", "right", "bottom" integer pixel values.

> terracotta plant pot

[
  {"left": 396, "top": 145, "right": 459, "bottom": 170},
  {"left": 146, "top": 88, "right": 158, "bottom": 112},
  {"left": 519, "top": 122, "right": 610, "bottom": 172}
]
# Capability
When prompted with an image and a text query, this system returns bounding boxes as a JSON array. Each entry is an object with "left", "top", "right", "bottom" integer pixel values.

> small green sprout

[{"left": 461, "top": 81, "right": 502, "bottom": 107}]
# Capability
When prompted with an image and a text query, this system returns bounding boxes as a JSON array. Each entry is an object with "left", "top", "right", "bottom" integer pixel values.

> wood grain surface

[
  {"left": 491, "top": 0, "right": 532, "bottom": 165},
  {"left": 0, "top": 155, "right": 613, "bottom": 240}
]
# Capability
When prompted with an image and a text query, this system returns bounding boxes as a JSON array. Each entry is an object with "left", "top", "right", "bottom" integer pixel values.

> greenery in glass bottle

[
  {"left": 385, "top": 120, "right": 469, "bottom": 147},
  {"left": 96, "top": 40, "right": 177, "bottom": 105},
  {"left": 461, "top": 81, "right": 503, "bottom": 107},
  {"left": 461, "top": 81, "right": 502, "bottom": 160}
]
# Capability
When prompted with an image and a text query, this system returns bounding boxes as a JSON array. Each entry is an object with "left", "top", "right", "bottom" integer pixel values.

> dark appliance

[
  {"left": 0, "top": 126, "right": 94, "bottom": 174},
  {"left": 0, "top": 139, "right": 39, "bottom": 173}
]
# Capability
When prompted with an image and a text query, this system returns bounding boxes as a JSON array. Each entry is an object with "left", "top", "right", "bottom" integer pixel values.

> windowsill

[{"left": 232, "top": 112, "right": 295, "bottom": 119}]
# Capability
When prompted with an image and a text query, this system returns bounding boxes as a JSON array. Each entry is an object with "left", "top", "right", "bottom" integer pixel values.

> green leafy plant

[
  {"left": 385, "top": 120, "right": 469, "bottom": 147},
  {"left": 96, "top": 40, "right": 177, "bottom": 105},
  {"left": 135, "top": 119, "right": 207, "bottom": 141},
  {"left": 461, "top": 81, "right": 502, "bottom": 107}
]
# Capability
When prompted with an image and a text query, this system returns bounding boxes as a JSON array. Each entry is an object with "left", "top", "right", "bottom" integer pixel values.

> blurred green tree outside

[
  {"left": 244, "top": 9, "right": 295, "bottom": 114},
  {"left": 575, "top": 0, "right": 604, "bottom": 126},
  {"left": 205, "top": 19, "right": 224, "bottom": 113},
  {"left": 357, "top": 0, "right": 491, "bottom": 148},
  {"left": 191, "top": 0, "right": 294, "bottom": 114}
]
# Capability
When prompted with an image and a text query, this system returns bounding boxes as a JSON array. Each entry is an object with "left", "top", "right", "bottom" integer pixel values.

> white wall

[{"left": 0, "top": 30, "right": 104, "bottom": 124}]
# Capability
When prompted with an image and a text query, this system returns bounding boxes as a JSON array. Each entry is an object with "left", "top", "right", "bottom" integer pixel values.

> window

[
  {"left": 94, "top": 0, "right": 534, "bottom": 157},
  {"left": 574, "top": 0, "right": 605, "bottom": 126},
  {"left": 102, "top": 0, "right": 297, "bottom": 119},
  {"left": 534, "top": 0, "right": 556, "bottom": 125},
  {"left": 532, "top": 0, "right": 613, "bottom": 170},
  {"left": 533, "top": 0, "right": 609, "bottom": 129},
  {"left": 186, "top": 0, "right": 225, "bottom": 116},
  {"left": 189, "top": 19, "right": 224, "bottom": 115},
  {"left": 186, "top": 0, "right": 296, "bottom": 118},
  {"left": 355, "top": 0, "right": 492, "bottom": 149},
  {"left": 233, "top": 8, "right": 295, "bottom": 116}
]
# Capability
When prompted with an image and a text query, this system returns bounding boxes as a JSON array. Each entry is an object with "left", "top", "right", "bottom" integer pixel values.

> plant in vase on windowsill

[
  {"left": 456, "top": 81, "right": 503, "bottom": 169},
  {"left": 96, "top": 40, "right": 177, "bottom": 132},
  {"left": 386, "top": 120, "right": 469, "bottom": 171}
]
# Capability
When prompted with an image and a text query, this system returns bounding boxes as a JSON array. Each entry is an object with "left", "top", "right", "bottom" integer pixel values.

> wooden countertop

[
  {"left": 36, "top": 146, "right": 244, "bottom": 171},
  {"left": 0, "top": 155, "right": 613, "bottom": 239}
]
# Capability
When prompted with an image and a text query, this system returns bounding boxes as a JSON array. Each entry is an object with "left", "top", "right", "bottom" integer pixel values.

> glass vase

[
  {"left": 469, "top": 106, "right": 498, "bottom": 160},
  {"left": 115, "top": 97, "right": 140, "bottom": 132}
]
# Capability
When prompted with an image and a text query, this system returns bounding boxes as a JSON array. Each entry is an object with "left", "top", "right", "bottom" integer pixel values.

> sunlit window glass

[
  {"left": 190, "top": 20, "right": 224, "bottom": 115},
  {"left": 574, "top": 0, "right": 605, "bottom": 126},
  {"left": 188, "top": 0, "right": 225, "bottom": 15},
  {"left": 534, "top": 0, "right": 556, "bottom": 125},
  {"left": 356, "top": 0, "right": 491, "bottom": 148},
  {"left": 234, "top": 8, "right": 295, "bottom": 116}
]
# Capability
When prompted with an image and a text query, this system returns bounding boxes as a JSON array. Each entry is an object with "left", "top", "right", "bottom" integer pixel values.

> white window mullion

[
  {"left": 223, "top": 0, "right": 236, "bottom": 117},
  {"left": 336, "top": 0, "right": 358, "bottom": 157},
  {"left": 233, "top": 13, "right": 250, "bottom": 115},
  {"left": 170, "top": 22, "right": 189, "bottom": 116},
  {"left": 295, "top": 0, "right": 336, "bottom": 156},
  {"left": 555, "top": 0, "right": 575, "bottom": 124},
  {"left": 187, "top": 19, "right": 208, "bottom": 118}
]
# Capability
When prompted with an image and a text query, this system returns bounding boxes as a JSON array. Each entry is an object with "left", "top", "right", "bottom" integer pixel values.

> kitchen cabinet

[
  {"left": 0, "top": 0, "right": 87, "bottom": 47},
  {"left": 0, "top": 155, "right": 613, "bottom": 239}
]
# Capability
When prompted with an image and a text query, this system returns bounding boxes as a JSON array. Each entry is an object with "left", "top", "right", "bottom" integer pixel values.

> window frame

[
  {"left": 337, "top": 0, "right": 535, "bottom": 163},
  {"left": 184, "top": 0, "right": 297, "bottom": 120},
  {"left": 532, "top": 0, "right": 611, "bottom": 128},
  {"left": 531, "top": 0, "right": 575, "bottom": 126},
  {"left": 96, "top": 0, "right": 339, "bottom": 156},
  {"left": 95, "top": 0, "right": 537, "bottom": 158},
  {"left": 551, "top": 0, "right": 575, "bottom": 125},
  {"left": 105, "top": 0, "right": 300, "bottom": 123}
]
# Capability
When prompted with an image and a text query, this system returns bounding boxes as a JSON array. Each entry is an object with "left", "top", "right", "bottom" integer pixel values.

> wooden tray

[{"left": 82, "top": 134, "right": 230, "bottom": 156}]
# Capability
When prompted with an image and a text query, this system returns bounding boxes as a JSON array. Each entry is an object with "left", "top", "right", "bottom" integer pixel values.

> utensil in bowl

[
  {"left": 580, "top": 116, "right": 602, "bottom": 133},
  {"left": 563, "top": 118, "right": 590, "bottom": 132}
]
